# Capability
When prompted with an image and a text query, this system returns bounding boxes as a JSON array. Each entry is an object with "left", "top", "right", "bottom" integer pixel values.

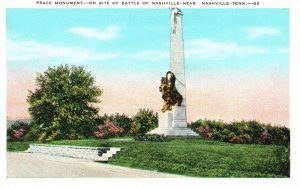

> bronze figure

[{"left": 159, "top": 71, "right": 183, "bottom": 112}]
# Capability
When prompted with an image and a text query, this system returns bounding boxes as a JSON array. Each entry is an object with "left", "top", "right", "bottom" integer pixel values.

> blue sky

[{"left": 7, "top": 8, "right": 289, "bottom": 75}]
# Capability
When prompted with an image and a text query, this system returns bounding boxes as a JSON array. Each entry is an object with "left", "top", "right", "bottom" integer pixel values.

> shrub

[
  {"left": 229, "top": 136, "right": 244, "bottom": 144},
  {"left": 23, "top": 126, "right": 43, "bottom": 141},
  {"left": 189, "top": 119, "right": 289, "bottom": 146},
  {"left": 96, "top": 113, "right": 109, "bottom": 125},
  {"left": 195, "top": 126, "right": 212, "bottom": 139},
  {"left": 108, "top": 113, "right": 132, "bottom": 136},
  {"left": 96, "top": 109, "right": 158, "bottom": 136},
  {"left": 259, "top": 130, "right": 272, "bottom": 144},
  {"left": 130, "top": 108, "right": 158, "bottom": 135},
  {"left": 7, "top": 121, "right": 31, "bottom": 141},
  {"left": 134, "top": 134, "right": 167, "bottom": 142},
  {"left": 241, "top": 133, "right": 252, "bottom": 144},
  {"left": 94, "top": 120, "right": 123, "bottom": 139},
  {"left": 267, "top": 126, "right": 290, "bottom": 147},
  {"left": 13, "top": 128, "right": 26, "bottom": 140}
]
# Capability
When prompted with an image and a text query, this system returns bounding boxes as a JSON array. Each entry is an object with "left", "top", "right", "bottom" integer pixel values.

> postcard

[{"left": 1, "top": 0, "right": 300, "bottom": 188}]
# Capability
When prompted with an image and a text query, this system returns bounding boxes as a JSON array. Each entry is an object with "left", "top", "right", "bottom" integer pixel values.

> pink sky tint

[
  {"left": 186, "top": 70, "right": 289, "bottom": 126},
  {"left": 7, "top": 69, "right": 289, "bottom": 127},
  {"left": 6, "top": 69, "right": 35, "bottom": 119}
]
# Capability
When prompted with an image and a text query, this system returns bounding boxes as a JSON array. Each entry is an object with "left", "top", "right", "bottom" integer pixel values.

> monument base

[
  {"left": 149, "top": 127, "right": 198, "bottom": 136},
  {"left": 149, "top": 106, "right": 198, "bottom": 136}
]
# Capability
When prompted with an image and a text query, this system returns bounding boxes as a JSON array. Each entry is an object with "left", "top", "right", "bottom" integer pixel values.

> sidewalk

[{"left": 7, "top": 152, "right": 185, "bottom": 178}]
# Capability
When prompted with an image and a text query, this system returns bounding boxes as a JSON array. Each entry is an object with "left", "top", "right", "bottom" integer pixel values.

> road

[{"left": 7, "top": 152, "right": 184, "bottom": 178}]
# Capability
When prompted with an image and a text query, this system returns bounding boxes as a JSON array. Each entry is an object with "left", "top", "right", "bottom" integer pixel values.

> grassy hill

[{"left": 7, "top": 137, "right": 289, "bottom": 178}]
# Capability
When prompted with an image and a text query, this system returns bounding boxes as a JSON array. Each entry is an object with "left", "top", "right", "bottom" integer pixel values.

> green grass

[
  {"left": 7, "top": 138, "right": 289, "bottom": 178},
  {"left": 7, "top": 141, "right": 34, "bottom": 152}
]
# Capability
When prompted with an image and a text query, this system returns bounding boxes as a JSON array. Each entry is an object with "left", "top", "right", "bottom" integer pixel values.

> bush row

[
  {"left": 8, "top": 113, "right": 289, "bottom": 146},
  {"left": 188, "top": 119, "right": 289, "bottom": 146},
  {"left": 7, "top": 108, "right": 158, "bottom": 141}
]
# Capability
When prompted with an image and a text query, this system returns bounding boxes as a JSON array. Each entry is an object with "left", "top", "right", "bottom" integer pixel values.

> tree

[{"left": 27, "top": 65, "right": 103, "bottom": 141}]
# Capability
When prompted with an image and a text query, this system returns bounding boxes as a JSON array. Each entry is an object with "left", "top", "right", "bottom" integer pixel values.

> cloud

[
  {"left": 129, "top": 50, "right": 168, "bottom": 62},
  {"left": 7, "top": 38, "right": 119, "bottom": 63},
  {"left": 245, "top": 27, "right": 279, "bottom": 39},
  {"left": 69, "top": 26, "right": 119, "bottom": 41},
  {"left": 185, "top": 39, "right": 269, "bottom": 60}
]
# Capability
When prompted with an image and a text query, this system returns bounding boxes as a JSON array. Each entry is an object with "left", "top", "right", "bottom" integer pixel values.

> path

[{"left": 7, "top": 152, "right": 184, "bottom": 178}]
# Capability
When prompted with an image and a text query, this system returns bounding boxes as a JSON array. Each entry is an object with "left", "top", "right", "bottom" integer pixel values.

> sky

[{"left": 6, "top": 8, "right": 289, "bottom": 126}]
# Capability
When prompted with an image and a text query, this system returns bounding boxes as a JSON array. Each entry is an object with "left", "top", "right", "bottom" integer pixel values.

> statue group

[{"left": 159, "top": 71, "right": 183, "bottom": 112}]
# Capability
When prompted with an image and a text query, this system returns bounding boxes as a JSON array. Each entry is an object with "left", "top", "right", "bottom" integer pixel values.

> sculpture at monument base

[{"left": 159, "top": 71, "right": 183, "bottom": 112}]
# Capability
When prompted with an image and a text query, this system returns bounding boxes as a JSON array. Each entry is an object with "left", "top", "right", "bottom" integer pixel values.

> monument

[{"left": 149, "top": 8, "right": 198, "bottom": 136}]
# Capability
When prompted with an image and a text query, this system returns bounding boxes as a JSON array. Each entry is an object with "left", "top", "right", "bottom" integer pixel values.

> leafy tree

[{"left": 27, "top": 65, "right": 103, "bottom": 141}]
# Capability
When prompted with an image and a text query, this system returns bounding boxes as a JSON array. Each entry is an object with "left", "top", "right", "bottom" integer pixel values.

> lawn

[{"left": 7, "top": 137, "right": 289, "bottom": 178}]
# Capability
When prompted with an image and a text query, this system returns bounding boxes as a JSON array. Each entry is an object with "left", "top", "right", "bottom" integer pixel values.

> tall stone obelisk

[
  {"left": 170, "top": 8, "right": 187, "bottom": 128},
  {"left": 148, "top": 8, "right": 197, "bottom": 136},
  {"left": 170, "top": 8, "right": 186, "bottom": 107}
]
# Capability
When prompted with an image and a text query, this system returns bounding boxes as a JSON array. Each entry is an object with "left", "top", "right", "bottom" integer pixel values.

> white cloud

[
  {"left": 278, "top": 47, "right": 289, "bottom": 54},
  {"left": 129, "top": 50, "right": 168, "bottom": 62},
  {"left": 69, "top": 26, "right": 119, "bottom": 41},
  {"left": 7, "top": 38, "right": 119, "bottom": 63},
  {"left": 245, "top": 27, "right": 279, "bottom": 39},
  {"left": 186, "top": 39, "right": 269, "bottom": 60}
]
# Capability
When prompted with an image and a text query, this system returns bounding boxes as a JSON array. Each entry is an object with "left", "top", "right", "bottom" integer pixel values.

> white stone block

[
  {"left": 172, "top": 120, "right": 187, "bottom": 128},
  {"left": 26, "top": 144, "right": 121, "bottom": 161},
  {"left": 158, "top": 111, "right": 173, "bottom": 128},
  {"left": 173, "top": 106, "right": 186, "bottom": 120}
]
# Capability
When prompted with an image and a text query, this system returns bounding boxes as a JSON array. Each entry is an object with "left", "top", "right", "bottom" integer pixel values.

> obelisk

[
  {"left": 170, "top": 8, "right": 187, "bottom": 128},
  {"left": 148, "top": 8, "right": 197, "bottom": 136},
  {"left": 170, "top": 8, "right": 185, "bottom": 105}
]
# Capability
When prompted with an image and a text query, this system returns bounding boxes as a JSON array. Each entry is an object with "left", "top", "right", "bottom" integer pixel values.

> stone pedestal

[
  {"left": 149, "top": 106, "right": 197, "bottom": 136},
  {"left": 158, "top": 111, "right": 173, "bottom": 128},
  {"left": 172, "top": 106, "right": 187, "bottom": 128}
]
